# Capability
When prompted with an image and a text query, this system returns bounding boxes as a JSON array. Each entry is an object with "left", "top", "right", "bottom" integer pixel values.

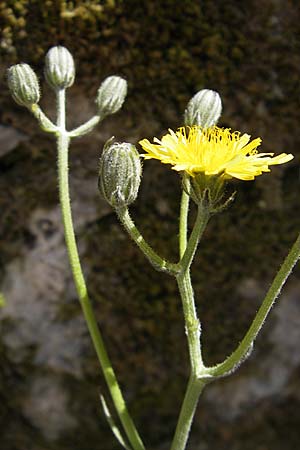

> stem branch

[
  {"left": 68, "top": 114, "right": 102, "bottom": 137},
  {"left": 208, "top": 232, "right": 300, "bottom": 377},
  {"left": 117, "top": 206, "right": 179, "bottom": 275}
]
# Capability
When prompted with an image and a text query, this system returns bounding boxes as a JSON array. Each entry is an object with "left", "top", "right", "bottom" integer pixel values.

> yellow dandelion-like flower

[{"left": 139, "top": 126, "right": 293, "bottom": 181}]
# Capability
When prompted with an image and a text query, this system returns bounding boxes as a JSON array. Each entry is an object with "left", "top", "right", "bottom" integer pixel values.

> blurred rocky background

[{"left": 0, "top": 1, "right": 300, "bottom": 449}]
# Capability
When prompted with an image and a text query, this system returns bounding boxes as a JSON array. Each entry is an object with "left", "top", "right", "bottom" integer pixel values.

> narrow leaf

[{"left": 100, "top": 395, "right": 132, "bottom": 450}]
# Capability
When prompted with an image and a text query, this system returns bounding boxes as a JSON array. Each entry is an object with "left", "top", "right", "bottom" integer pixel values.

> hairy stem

[
  {"left": 170, "top": 205, "right": 210, "bottom": 450},
  {"left": 179, "top": 181, "right": 190, "bottom": 258},
  {"left": 117, "top": 206, "right": 179, "bottom": 275},
  {"left": 170, "top": 376, "right": 205, "bottom": 450},
  {"left": 208, "top": 232, "right": 300, "bottom": 377},
  {"left": 180, "top": 206, "right": 209, "bottom": 273},
  {"left": 68, "top": 114, "right": 102, "bottom": 137},
  {"left": 56, "top": 88, "right": 145, "bottom": 450},
  {"left": 176, "top": 270, "right": 204, "bottom": 375},
  {"left": 30, "top": 104, "right": 57, "bottom": 133}
]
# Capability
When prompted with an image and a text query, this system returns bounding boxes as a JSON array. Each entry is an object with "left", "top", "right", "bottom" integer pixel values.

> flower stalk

[
  {"left": 168, "top": 206, "right": 209, "bottom": 450},
  {"left": 170, "top": 376, "right": 205, "bottom": 450},
  {"left": 179, "top": 177, "right": 190, "bottom": 259},
  {"left": 207, "top": 232, "right": 300, "bottom": 378},
  {"left": 116, "top": 206, "right": 179, "bottom": 275},
  {"left": 55, "top": 88, "right": 145, "bottom": 450}
]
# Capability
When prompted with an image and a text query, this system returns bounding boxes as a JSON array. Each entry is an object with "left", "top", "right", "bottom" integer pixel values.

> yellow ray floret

[{"left": 139, "top": 126, "right": 294, "bottom": 181}]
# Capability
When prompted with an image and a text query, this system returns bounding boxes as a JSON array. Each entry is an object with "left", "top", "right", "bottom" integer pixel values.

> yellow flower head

[{"left": 139, "top": 126, "right": 293, "bottom": 181}]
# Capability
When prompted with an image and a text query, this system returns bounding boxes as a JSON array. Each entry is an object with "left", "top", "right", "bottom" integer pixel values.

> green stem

[
  {"left": 170, "top": 205, "right": 210, "bottom": 450},
  {"left": 176, "top": 272, "right": 203, "bottom": 375},
  {"left": 30, "top": 104, "right": 57, "bottom": 133},
  {"left": 68, "top": 114, "right": 102, "bottom": 137},
  {"left": 117, "top": 206, "right": 179, "bottom": 275},
  {"left": 208, "top": 232, "right": 300, "bottom": 377},
  {"left": 179, "top": 180, "right": 190, "bottom": 258},
  {"left": 56, "top": 89, "right": 145, "bottom": 450},
  {"left": 180, "top": 206, "right": 209, "bottom": 273},
  {"left": 170, "top": 376, "right": 205, "bottom": 450}
]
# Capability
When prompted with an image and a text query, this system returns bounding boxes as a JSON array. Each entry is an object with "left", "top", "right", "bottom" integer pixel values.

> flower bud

[
  {"left": 96, "top": 76, "right": 127, "bottom": 117},
  {"left": 184, "top": 89, "right": 222, "bottom": 127},
  {"left": 98, "top": 141, "right": 142, "bottom": 208},
  {"left": 7, "top": 64, "right": 40, "bottom": 107},
  {"left": 44, "top": 46, "right": 75, "bottom": 90}
]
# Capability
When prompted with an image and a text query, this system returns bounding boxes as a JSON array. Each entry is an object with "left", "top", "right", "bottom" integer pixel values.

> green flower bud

[
  {"left": 98, "top": 141, "right": 142, "bottom": 208},
  {"left": 7, "top": 63, "right": 40, "bottom": 107},
  {"left": 184, "top": 89, "right": 222, "bottom": 127},
  {"left": 96, "top": 76, "right": 127, "bottom": 117},
  {"left": 44, "top": 46, "right": 75, "bottom": 90}
]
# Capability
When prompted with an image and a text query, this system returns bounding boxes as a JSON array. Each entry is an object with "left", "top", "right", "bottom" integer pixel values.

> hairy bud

[
  {"left": 7, "top": 64, "right": 40, "bottom": 107},
  {"left": 184, "top": 89, "right": 222, "bottom": 127},
  {"left": 98, "top": 141, "right": 142, "bottom": 208},
  {"left": 96, "top": 76, "right": 127, "bottom": 117},
  {"left": 44, "top": 46, "right": 75, "bottom": 90}
]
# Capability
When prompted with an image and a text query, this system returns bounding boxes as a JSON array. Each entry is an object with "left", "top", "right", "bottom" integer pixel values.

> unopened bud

[
  {"left": 96, "top": 76, "right": 127, "bottom": 117},
  {"left": 184, "top": 89, "right": 222, "bottom": 127},
  {"left": 7, "top": 64, "right": 40, "bottom": 107},
  {"left": 98, "top": 141, "right": 141, "bottom": 208},
  {"left": 45, "top": 46, "right": 75, "bottom": 90}
]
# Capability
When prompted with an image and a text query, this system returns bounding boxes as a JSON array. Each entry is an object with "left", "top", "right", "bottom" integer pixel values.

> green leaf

[{"left": 100, "top": 395, "right": 132, "bottom": 450}]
